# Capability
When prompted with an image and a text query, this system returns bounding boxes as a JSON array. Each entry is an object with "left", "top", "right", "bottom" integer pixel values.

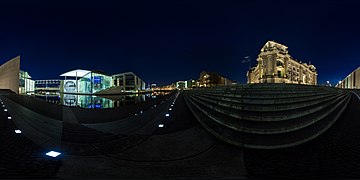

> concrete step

[
  {"left": 187, "top": 93, "right": 348, "bottom": 134},
  {"left": 184, "top": 90, "right": 351, "bottom": 149}
]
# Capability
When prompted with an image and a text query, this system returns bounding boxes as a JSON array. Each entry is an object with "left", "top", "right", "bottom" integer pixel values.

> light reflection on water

[{"left": 34, "top": 91, "right": 170, "bottom": 109}]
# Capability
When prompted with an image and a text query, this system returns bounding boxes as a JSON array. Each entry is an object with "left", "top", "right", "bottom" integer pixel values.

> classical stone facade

[
  {"left": 0, "top": 56, "right": 20, "bottom": 94},
  {"left": 247, "top": 41, "right": 317, "bottom": 85}
]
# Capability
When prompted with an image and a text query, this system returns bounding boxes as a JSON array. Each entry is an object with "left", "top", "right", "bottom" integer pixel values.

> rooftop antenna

[{"left": 242, "top": 56, "right": 251, "bottom": 69}]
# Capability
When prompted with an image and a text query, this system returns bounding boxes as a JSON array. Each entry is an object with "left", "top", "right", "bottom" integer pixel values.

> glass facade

[
  {"left": 77, "top": 72, "right": 112, "bottom": 93},
  {"left": 111, "top": 72, "right": 146, "bottom": 92},
  {"left": 19, "top": 70, "right": 35, "bottom": 94},
  {"left": 64, "top": 72, "right": 112, "bottom": 94}
]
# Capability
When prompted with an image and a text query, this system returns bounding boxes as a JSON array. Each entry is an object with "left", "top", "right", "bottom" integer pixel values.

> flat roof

[{"left": 60, "top": 69, "right": 91, "bottom": 77}]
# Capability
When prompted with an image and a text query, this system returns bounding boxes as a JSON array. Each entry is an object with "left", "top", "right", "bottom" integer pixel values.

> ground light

[
  {"left": 4, "top": 109, "right": 7, "bottom": 111},
  {"left": 165, "top": 113, "right": 170, "bottom": 117},
  {"left": 46, "top": 151, "right": 61, "bottom": 157},
  {"left": 8, "top": 117, "right": 11, "bottom": 120},
  {"left": 169, "top": 108, "right": 172, "bottom": 111},
  {"left": 158, "top": 124, "right": 164, "bottom": 127},
  {"left": 14, "top": 130, "right": 21, "bottom": 134}
]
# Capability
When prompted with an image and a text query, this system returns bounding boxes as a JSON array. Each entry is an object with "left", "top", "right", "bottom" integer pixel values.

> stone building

[
  {"left": 337, "top": 66, "right": 360, "bottom": 89},
  {"left": 199, "top": 71, "right": 233, "bottom": 87},
  {"left": 0, "top": 56, "right": 20, "bottom": 94},
  {"left": 247, "top": 41, "right": 317, "bottom": 85}
]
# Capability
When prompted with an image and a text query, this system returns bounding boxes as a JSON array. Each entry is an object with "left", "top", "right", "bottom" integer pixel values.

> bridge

[{"left": 0, "top": 84, "right": 359, "bottom": 178}]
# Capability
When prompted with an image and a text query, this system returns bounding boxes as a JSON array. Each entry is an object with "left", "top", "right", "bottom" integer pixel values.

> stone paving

[
  {"left": 0, "top": 96, "right": 60, "bottom": 178},
  {"left": 0, "top": 87, "right": 359, "bottom": 178}
]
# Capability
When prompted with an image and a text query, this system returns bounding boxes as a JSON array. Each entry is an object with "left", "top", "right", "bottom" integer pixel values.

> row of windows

[{"left": 35, "top": 80, "right": 61, "bottom": 84}]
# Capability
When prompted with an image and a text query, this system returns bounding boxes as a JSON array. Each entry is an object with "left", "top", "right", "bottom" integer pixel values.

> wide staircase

[{"left": 183, "top": 84, "right": 351, "bottom": 149}]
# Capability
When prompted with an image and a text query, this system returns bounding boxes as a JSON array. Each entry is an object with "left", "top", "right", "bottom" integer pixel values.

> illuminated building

[
  {"left": 112, "top": 72, "right": 145, "bottom": 92},
  {"left": 247, "top": 41, "right": 317, "bottom": 85},
  {"left": 19, "top": 70, "right": 35, "bottom": 95},
  {"left": 35, "top": 79, "right": 62, "bottom": 95},
  {"left": 336, "top": 66, "right": 360, "bottom": 89},
  {"left": 0, "top": 56, "right": 20, "bottom": 94},
  {"left": 60, "top": 69, "right": 112, "bottom": 94},
  {"left": 199, "top": 71, "right": 233, "bottom": 87},
  {"left": 176, "top": 81, "right": 188, "bottom": 89}
]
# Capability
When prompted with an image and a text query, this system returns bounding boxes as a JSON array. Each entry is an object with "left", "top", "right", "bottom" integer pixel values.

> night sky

[{"left": 0, "top": 0, "right": 359, "bottom": 86}]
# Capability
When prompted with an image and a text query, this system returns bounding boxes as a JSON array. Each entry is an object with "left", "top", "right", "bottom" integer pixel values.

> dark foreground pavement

[
  {"left": 1, "top": 90, "right": 360, "bottom": 178},
  {"left": 244, "top": 92, "right": 360, "bottom": 178},
  {"left": 0, "top": 91, "right": 247, "bottom": 178}
]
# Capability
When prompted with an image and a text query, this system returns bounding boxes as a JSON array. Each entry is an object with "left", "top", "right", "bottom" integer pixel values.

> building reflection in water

[{"left": 34, "top": 91, "right": 170, "bottom": 109}]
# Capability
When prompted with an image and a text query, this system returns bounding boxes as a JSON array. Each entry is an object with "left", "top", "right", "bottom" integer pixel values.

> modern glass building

[
  {"left": 60, "top": 69, "right": 112, "bottom": 94},
  {"left": 112, "top": 72, "right": 146, "bottom": 92},
  {"left": 35, "top": 79, "right": 62, "bottom": 95},
  {"left": 19, "top": 70, "right": 35, "bottom": 95}
]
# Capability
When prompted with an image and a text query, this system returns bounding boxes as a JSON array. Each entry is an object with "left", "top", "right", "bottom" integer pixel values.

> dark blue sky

[{"left": 0, "top": 0, "right": 359, "bottom": 86}]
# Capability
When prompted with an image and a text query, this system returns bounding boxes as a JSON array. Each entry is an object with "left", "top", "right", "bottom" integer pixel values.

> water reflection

[{"left": 34, "top": 91, "right": 170, "bottom": 109}]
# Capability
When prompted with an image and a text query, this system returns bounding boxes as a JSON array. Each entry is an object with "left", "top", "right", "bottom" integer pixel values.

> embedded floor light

[
  {"left": 158, "top": 124, "right": 164, "bottom": 128},
  {"left": 154, "top": 105, "right": 156, "bottom": 107},
  {"left": 171, "top": 105, "right": 173, "bottom": 107},
  {"left": 135, "top": 113, "right": 137, "bottom": 116},
  {"left": 14, "top": 130, "right": 21, "bottom": 134},
  {"left": 140, "top": 111, "right": 143, "bottom": 114},
  {"left": 2, "top": 105, "right": 5, "bottom": 107},
  {"left": 4, "top": 109, "right": 7, "bottom": 111},
  {"left": 46, "top": 151, "right": 61, "bottom": 157},
  {"left": 169, "top": 108, "right": 172, "bottom": 111},
  {"left": 8, "top": 117, "right": 11, "bottom": 120},
  {"left": 165, "top": 113, "right": 170, "bottom": 117}
]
